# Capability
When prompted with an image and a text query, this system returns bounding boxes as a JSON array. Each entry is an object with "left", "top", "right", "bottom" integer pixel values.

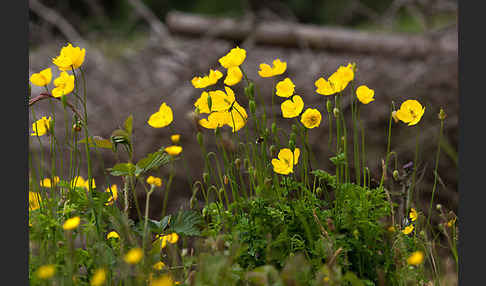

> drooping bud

[
  {"left": 392, "top": 170, "right": 399, "bottom": 181},
  {"left": 190, "top": 196, "right": 197, "bottom": 209},
  {"left": 249, "top": 100, "right": 256, "bottom": 114},
  {"left": 202, "top": 172, "right": 210, "bottom": 184},
  {"left": 244, "top": 82, "right": 255, "bottom": 100},
  {"left": 223, "top": 175, "right": 229, "bottom": 185},
  {"left": 316, "top": 187, "right": 323, "bottom": 196},
  {"left": 264, "top": 177, "right": 272, "bottom": 186},
  {"left": 290, "top": 132, "right": 297, "bottom": 142},
  {"left": 291, "top": 124, "right": 298, "bottom": 134},
  {"left": 269, "top": 145, "right": 277, "bottom": 157},
  {"left": 289, "top": 139, "right": 296, "bottom": 151},
  {"left": 271, "top": 122, "right": 277, "bottom": 135},
  {"left": 234, "top": 158, "right": 241, "bottom": 170},
  {"left": 326, "top": 99, "right": 333, "bottom": 114}
]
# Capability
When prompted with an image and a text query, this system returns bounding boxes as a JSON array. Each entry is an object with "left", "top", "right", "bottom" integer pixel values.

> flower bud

[
  {"left": 203, "top": 172, "right": 210, "bottom": 184},
  {"left": 72, "top": 122, "right": 82, "bottom": 132},
  {"left": 333, "top": 107, "right": 339, "bottom": 118},
  {"left": 223, "top": 175, "right": 229, "bottom": 185},
  {"left": 438, "top": 108, "right": 447, "bottom": 120},
  {"left": 391, "top": 111, "right": 399, "bottom": 123},
  {"left": 326, "top": 99, "right": 333, "bottom": 113},
  {"left": 290, "top": 132, "right": 297, "bottom": 142},
  {"left": 243, "top": 158, "right": 250, "bottom": 169},
  {"left": 264, "top": 177, "right": 272, "bottom": 186},
  {"left": 271, "top": 122, "right": 277, "bottom": 135},
  {"left": 269, "top": 145, "right": 277, "bottom": 157},
  {"left": 316, "top": 187, "right": 323, "bottom": 196},
  {"left": 244, "top": 82, "right": 255, "bottom": 99},
  {"left": 190, "top": 196, "right": 197, "bottom": 209},
  {"left": 197, "top": 132, "right": 204, "bottom": 146},
  {"left": 436, "top": 204, "right": 442, "bottom": 210},
  {"left": 289, "top": 139, "right": 296, "bottom": 151},
  {"left": 392, "top": 170, "right": 399, "bottom": 181},
  {"left": 291, "top": 124, "right": 299, "bottom": 133},
  {"left": 249, "top": 100, "right": 256, "bottom": 114},
  {"left": 234, "top": 158, "right": 241, "bottom": 170}
]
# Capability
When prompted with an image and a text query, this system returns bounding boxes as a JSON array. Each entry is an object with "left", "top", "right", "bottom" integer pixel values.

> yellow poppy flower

[
  {"left": 224, "top": 66, "right": 243, "bottom": 86},
  {"left": 165, "top": 145, "right": 183, "bottom": 156},
  {"left": 52, "top": 43, "right": 86, "bottom": 71},
  {"left": 148, "top": 102, "right": 173, "bottom": 128},
  {"left": 105, "top": 185, "right": 118, "bottom": 206},
  {"left": 281, "top": 95, "right": 304, "bottom": 118},
  {"left": 447, "top": 217, "right": 457, "bottom": 228},
  {"left": 271, "top": 148, "right": 300, "bottom": 175},
  {"left": 52, "top": 71, "right": 75, "bottom": 98},
  {"left": 124, "top": 247, "right": 143, "bottom": 264},
  {"left": 147, "top": 176, "right": 162, "bottom": 187},
  {"left": 191, "top": 69, "right": 223, "bottom": 88},
  {"left": 300, "top": 108, "right": 322, "bottom": 129},
  {"left": 40, "top": 176, "right": 60, "bottom": 188},
  {"left": 90, "top": 268, "right": 106, "bottom": 286},
  {"left": 157, "top": 232, "right": 179, "bottom": 249},
  {"left": 63, "top": 216, "right": 81, "bottom": 230},
  {"left": 275, "top": 77, "right": 295, "bottom": 98},
  {"left": 387, "top": 225, "right": 396, "bottom": 233},
  {"left": 149, "top": 275, "right": 174, "bottom": 286},
  {"left": 29, "top": 192, "right": 42, "bottom": 211},
  {"left": 153, "top": 261, "right": 166, "bottom": 271},
  {"left": 170, "top": 134, "right": 180, "bottom": 144},
  {"left": 395, "top": 100, "right": 425, "bottom": 126},
  {"left": 258, "top": 58, "right": 287, "bottom": 78},
  {"left": 70, "top": 176, "right": 96, "bottom": 190},
  {"left": 106, "top": 231, "right": 120, "bottom": 240},
  {"left": 196, "top": 87, "right": 247, "bottom": 132},
  {"left": 402, "top": 224, "right": 414, "bottom": 235},
  {"left": 406, "top": 251, "right": 424, "bottom": 266},
  {"left": 30, "top": 68, "right": 52, "bottom": 87},
  {"left": 31, "top": 116, "right": 52, "bottom": 137},
  {"left": 315, "top": 63, "right": 354, "bottom": 96},
  {"left": 409, "top": 208, "right": 418, "bottom": 222},
  {"left": 36, "top": 264, "right": 56, "bottom": 279},
  {"left": 356, "top": 85, "right": 375, "bottom": 104},
  {"left": 219, "top": 46, "right": 246, "bottom": 68}
]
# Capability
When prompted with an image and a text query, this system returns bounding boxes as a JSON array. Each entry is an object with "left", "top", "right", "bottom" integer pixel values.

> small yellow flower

[
  {"left": 165, "top": 145, "right": 183, "bottom": 156},
  {"left": 36, "top": 264, "right": 56, "bottom": 279},
  {"left": 191, "top": 69, "right": 223, "bottom": 88},
  {"left": 387, "top": 225, "right": 396, "bottom": 233},
  {"left": 170, "top": 134, "right": 181, "bottom": 144},
  {"left": 219, "top": 46, "right": 246, "bottom": 68},
  {"left": 147, "top": 176, "right": 163, "bottom": 187},
  {"left": 29, "top": 192, "right": 42, "bottom": 211},
  {"left": 224, "top": 66, "right": 243, "bottom": 86},
  {"left": 356, "top": 85, "right": 375, "bottom": 104},
  {"left": 70, "top": 176, "right": 96, "bottom": 190},
  {"left": 52, "top": 71, "right": 75, "bottom": 98},
  {"left": 124, "top": 247, "right": 143, "bottom": 264},
  {"left": 148, "top": 102, "right": 174, "bottom": 128},
  {"left": 157, "top": 233, "right": 179, "bottom": 249},
  {"left": 106, "top": 231, "right": 120, "bottom": 240},
  {"left": 40, "top": 176, "right": 60, "bottom": 188},
  {"left": 63, "top": 216, "right": 81, "bottom": 230},
  {"left": 407, "top": 251, "right": 424, "bottom": 266},
  {"left": 281, "top": 95, "right": 304, "bottom": 118},
  {"left": 395, "top": 100, "right": 425, "bottom": 126},
  {"left": 150, "top": 275, "right": 174, "bottom": 286},
  {"left": 409, "top": 208, "right": 418, "bottom": 222},
  {"left": 52, "top": 43, "right": 86, "bottom": 71},
  {"left": 258, "top": 58, "right": 287, "bottom": 78},
  {"left": 315, "top": 63, "right": 354, "bottom": 96},
  {"left": 275, "top": 77, "right": 295, "bottom": 98},
  {"left": 402, "top": 224, "right": 414, "bottom": 235},
  {"left": 90, "top": 268, "right": 107, "bottom": 286},
  {"left": 271, "top": 148, "right": 300, "bottom": 175},
  {"left": 30, "top": 68, "right": 52, "bottom": 87},
  {"left": 447, "top": 217, "right": 457, "bottom": 228},
  {"left": 153, "top": 261, "right": 166, "bottom": 271},
  {"left": 105, "top": 185, "right": 118, "bottom": 206},
  {"left": 31, "top": 116, "right": 52, "bottom": 137},
  {"left": 300, "top": 108, "right": 322, "bottom": 129}
]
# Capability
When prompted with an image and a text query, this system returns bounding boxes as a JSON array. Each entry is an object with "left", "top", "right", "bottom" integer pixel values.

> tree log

[{"left": 166, "top": 11, "right": 456, "bottom": 59}]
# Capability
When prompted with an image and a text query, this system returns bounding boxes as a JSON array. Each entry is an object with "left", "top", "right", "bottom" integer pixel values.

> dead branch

[{"left": 166, "top": 11, "right": 456, "bottom": 59}]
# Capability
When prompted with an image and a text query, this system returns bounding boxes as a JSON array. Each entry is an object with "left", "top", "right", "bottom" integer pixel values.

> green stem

[
  {"left": 406, "top": 130, "right": 420, "bottom": 212},
  {"left": 380, "top": 107, "right": 394, "bottom": 188},
  {"left": 427, "top": 119, "right": 444, "bottom": 227}
]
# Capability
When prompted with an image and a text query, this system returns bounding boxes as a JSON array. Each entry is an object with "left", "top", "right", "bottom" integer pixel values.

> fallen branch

[{"left": 166, "top": 11, "right": 456, "bottom": 59}]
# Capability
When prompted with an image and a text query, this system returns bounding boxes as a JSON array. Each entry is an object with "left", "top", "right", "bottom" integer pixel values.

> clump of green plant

[{"left": 28, "top": 43, "right": 457, "bottom": 285}]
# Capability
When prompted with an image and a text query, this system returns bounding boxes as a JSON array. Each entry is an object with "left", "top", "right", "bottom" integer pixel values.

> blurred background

[{"left": 28, "top": 0, "right": 458, "bottom": 243}]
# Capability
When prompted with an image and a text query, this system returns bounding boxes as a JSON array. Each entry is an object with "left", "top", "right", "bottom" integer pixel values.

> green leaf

[
  {"left": 107, "top": 163, "right": 136, "bottom": 176},
  {"left": 78, "top": 136, "right": 113, "bottom": 149},
  {"left": 135, "top": 147, "right": 170, "bottom": 176},
  {"left": 124, "top": 114, "right": 133, "bottom": 138},
  {"left": 329, "top": 152, "right": 346, "bottom": 166},
  {"left": 168, "top": 210, "right": 203, "bottom": 236}
]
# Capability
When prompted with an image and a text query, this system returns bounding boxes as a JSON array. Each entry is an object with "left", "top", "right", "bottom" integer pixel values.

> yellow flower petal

[
  {"left": 409, "top": 208, "right": 418, "bottom": 222},
  {"left": 300, "top": 108, "right": 322, "bottom": 129},
  {"left": 30, "top": 68, "right": 52, "bottom": 87},
  {"left": 106, "top": 231, "right": 120, "bottom": 239},
  {"left": 275, "top": 78, "right": 295, "bottom": 98},
  {"left": 153, "top": 261, "right": 166, "bottom": 271},
  {"left": 53, "top": 43, "right": 86, "bottom": 71},
  {"left": 272, "top": 148, "right": 300, "bottom": 175},
  {"left": 407, "top": 251, "right": 424, "bottom": 266},
  {"left": 29, "top": 192, "right": 42, "bottom": 211},
  {"left": 165, "top": 145, "right": 183, "bottom": 156},
  {"left": 147, "top": 176, "right": 162, "bottom": 187},
  {"left": 63, "top": 216, "right": 81, "bottom": 230},
  {"left": 224, "top": 66, "right": 243, "bottom": 86},
  {"left": 124, "top": 247, "right": 143, "bottom": 264},
  {"left": 36, "top": 264, "right": 56, "bottom": 279},
  {"left": 191, "top": 69, "right": 223, "bottom": 88},
  {"left": 148, "top": 103, "right": 173, "bottom": 128},
  {"left": 52, "top": 71, "right": 75, "bottom": 98},
  {"left": 402, "top": 224, "right": 414, "bottom": 235},
  {"left": 90, "top": 268, "right": 107, "bottom": 286},
  {"left": 356, "top": 85, "right": 375, "bottom": 104},
  {"left": 281, "top": 95, "right": 304, "bottom": 118},
  {"left": 395, "top": 100, "right": 425, "bottom": 126},
  {"left": 170, "top": 134, "right": 181, "bottom": 144},
  {"left": 105, "top": 185, "right": 118, "bottom": 205},
  {"left": 40, "top": 176, "right": 60, "bottom": 188},
  {"left": 31, "top": 116, "right": 52, "bottom": 136},
  {"left": 219, "top": 46, "right": 246, "bottom": 68},
  {"left": 258, "top": 58, "right": 287, "bottom": 78}
]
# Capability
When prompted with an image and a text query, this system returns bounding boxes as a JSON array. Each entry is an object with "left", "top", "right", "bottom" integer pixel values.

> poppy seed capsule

[
  {"left": 393, "top": 170, "right": 399, "bottom": 181},
  {"left": 289, "top": 140, "right": 296, "bottom": 151},
  {"left": 333, "top": 108, "right": 340, "bottom": 118},
  {"left": 438, "top": 108, "right": 447, "bottom": 120}
]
